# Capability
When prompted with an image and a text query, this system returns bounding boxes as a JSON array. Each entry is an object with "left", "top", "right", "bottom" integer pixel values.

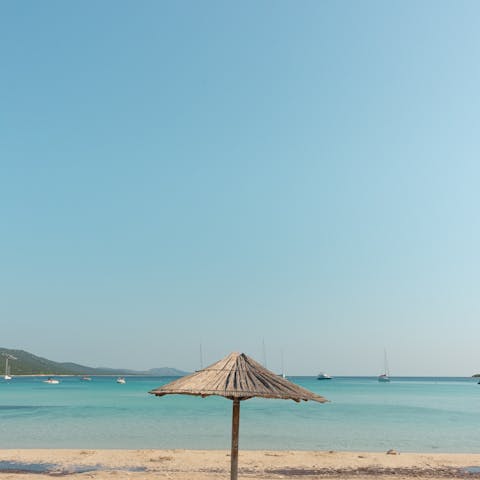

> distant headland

[{"left": 0, "top": 347, "right": 188, "bottom": 377}]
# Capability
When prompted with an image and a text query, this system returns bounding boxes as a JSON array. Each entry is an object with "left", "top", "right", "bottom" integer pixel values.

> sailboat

[
  {"left": 278, "top": 349, "right": 286, "bottom": 379},
  {"left": 378, "top": 349, "right": 390, "bottom": 382},
  {"left": 3, "top": 353, "right": 16, "bottom": 381},
  {"left": 4, "top": 359, "right": 12, "bottom": 381}
]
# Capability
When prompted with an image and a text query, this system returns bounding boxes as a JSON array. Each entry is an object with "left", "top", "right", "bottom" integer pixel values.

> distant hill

[
  {"left": 147, "top": 367, "right": 188, "bottom": 376},
  {"left": 0, "top": 348, "right": 188, "bottom": 376}
]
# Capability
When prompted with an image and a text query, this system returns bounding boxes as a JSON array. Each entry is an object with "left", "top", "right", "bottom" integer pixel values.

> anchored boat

[{"left": 378, "top": 349, "right": 391, "bottom": 382}]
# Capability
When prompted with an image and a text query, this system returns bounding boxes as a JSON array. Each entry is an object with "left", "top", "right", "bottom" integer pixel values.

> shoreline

[
  {"left": 1, "top": 449, "right": 480, "bottom": 479},
  {"left": 5, "top": 374, "right": 479, "bottom": 378}
]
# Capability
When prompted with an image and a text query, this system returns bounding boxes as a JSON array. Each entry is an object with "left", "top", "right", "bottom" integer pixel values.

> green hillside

[
  {"left": 0, "top": 348, "right": 188, "bottom": 376},
  {"left": 0, "top": 348, "right": 121, "bottom": 375}
]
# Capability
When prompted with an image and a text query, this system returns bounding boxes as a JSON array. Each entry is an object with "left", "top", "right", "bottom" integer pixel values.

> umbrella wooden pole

[{"left": 230, "top": 398, "right": 240, "bottom": 480}]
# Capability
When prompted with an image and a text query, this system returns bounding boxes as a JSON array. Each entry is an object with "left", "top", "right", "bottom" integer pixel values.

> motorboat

[
  {"left": 317, "top": 372, "right": 332, "bottom": 380},
  {"left": 81, "top": 376, "right": 92, "bottom": 381},
  {"left": 44, "top": 377, "right": 60, "bottom": 384},
  {"left": 116, "top": 377, "right": 126, "bottom": 384}
]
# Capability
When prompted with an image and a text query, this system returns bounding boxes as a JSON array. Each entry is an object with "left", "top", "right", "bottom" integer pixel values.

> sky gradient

[{"left": 1, "top": 1, "right": 479, "bottom": 376}]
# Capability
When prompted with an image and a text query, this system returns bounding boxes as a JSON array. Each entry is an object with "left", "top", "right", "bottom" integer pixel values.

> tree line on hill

[{"left": 0, "top": 347, "right": 188, "bottom": 376}]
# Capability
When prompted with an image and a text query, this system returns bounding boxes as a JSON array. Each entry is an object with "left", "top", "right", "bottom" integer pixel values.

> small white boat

[
  {"left": 81, "top": 376, "right": 92, "bottom": 381},
  {"left": 279, "top": 349, "right": 286, "bottom": 379},
  {"left": 116, "top": 377, "right": 126, "bottom": 384},
  {"left": 378, "top": 349, "right": 391, "bottom": 382},
  {"left": 44, "top": 377, "right": 60, "bottom": 384},
  {"left": 3, "top": 353, "right": 16, "bottom": 381},
  {"left": 317, "top": 372, "right": 332, "bottom": 380}
]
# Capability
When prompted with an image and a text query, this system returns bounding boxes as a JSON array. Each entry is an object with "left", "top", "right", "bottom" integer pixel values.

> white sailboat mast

[{"left": 384, "top": 349, "right": 390, "bottom": 376}]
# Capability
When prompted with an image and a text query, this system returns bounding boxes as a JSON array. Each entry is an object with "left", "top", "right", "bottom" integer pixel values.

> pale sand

[{"left": 0, "top": 449, "right": 480, "bottom": 479}]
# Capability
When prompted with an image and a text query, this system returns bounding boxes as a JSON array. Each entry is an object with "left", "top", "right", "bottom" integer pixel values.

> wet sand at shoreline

[{"left": 1, "top": 449, "right": 480, "bottom": 479}]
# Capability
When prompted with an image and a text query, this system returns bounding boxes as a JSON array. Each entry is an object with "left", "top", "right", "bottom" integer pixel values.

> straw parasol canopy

[{"left": 149, "top": 352, "right": 328, "bottom": 480}]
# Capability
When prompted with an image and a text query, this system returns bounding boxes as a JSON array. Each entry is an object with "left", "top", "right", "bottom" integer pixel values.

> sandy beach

[{"left": 0, "top": 449, "right": 479, "bottom": 480}]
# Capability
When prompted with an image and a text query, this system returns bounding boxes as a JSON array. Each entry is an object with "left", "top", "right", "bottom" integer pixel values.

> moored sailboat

[
  {"left": 2, "top": 353, "right": 16, "bottom": 381},
  {"left": 279, "top": 349, "right": 286, "bottom": 379},
  {"left": 378, "top": 349, "right": 390, "bottom": 382}
]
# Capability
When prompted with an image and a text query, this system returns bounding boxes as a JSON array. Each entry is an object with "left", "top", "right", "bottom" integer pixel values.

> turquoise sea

[{"left": 1, "top": 376, "right": 479, "bottom": 452}]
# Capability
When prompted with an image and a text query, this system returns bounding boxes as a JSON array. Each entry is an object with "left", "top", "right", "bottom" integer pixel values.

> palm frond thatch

[{"left": 149, "top": 352, "right": 327, "bottom": 403}]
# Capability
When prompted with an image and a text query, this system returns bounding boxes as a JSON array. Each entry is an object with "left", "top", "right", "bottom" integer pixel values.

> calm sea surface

[{"left": 1, "top": 376, "right": 479, "bottom": 452}]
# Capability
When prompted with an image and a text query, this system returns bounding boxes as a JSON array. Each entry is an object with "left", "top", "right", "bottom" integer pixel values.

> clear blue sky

[{"left": 1, "top": 1, "right": 479, "bottom": 376}]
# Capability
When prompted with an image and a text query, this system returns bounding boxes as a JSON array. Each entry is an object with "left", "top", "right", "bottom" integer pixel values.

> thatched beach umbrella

[{"left": 149, "top": 351, "right": 328, "bottom": 480}]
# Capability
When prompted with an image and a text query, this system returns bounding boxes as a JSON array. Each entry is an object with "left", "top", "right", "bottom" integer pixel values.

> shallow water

[
  {"left": 0, "top": 376, "right": 479, "bottom": 452},
  {"left": 0, "top": 461, "right": 147, "bottom": 474}
]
